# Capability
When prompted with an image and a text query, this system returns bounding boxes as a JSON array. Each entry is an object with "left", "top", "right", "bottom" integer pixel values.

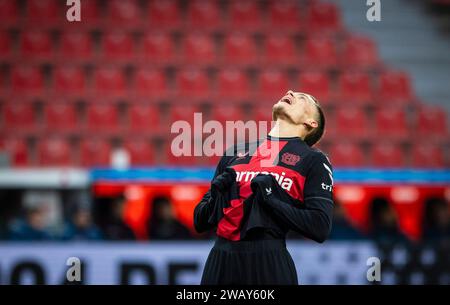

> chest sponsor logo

[
  {"left": 281, "top": 152, "right": 301, "bottom": 166},
  {"left": 235, "top": 171, "right": 294, "bottom": 192}
]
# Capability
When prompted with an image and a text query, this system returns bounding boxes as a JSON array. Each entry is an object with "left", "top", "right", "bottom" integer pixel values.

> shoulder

[{"left": 305, "top": 147, "right": 333, "bottom": 170}]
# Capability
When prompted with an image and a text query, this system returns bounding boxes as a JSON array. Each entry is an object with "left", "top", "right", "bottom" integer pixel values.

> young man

[{"left": 194, "top": 90, "right": 334, "bottom": 285}]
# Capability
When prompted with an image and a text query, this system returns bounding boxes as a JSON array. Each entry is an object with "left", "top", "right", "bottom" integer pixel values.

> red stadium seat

[
  {"left": 268, "top": 1, "right": 302, "bottom": 30},
  {"left": 336, "top": 72, "right": 374, "bottom": 105},
  {"left": 79, "top": 139, "right": 112, "bottom": 167},
  {"left": 217, "top": 69, "right": 251, "bottom": 100},
  {"left": 415, "top": 105, "right": 448, "bottom": 141},
  {"left": 181, "top": 34, "right": 216, "bottom": 64},
  {"left": 0, "top": 31, "right": 12, "bottom": 59},
  {"left": 378, "top": 71, "right": 413, "bottom": 105},
  {"left": 210, "top": 105, "right": 244, "bottom": 124},
  {"left": 147, "top": 0, "right": 180, "bottom": 28},
  {"left": 228, "top": 0, "right": 262, "bottom": 30},
  {"left": 371, "top": 142, "right": 405, "bottom": 168},
  {"left": 63, "top": 0, "right": 100, "bottom": 28},
  {"left": 258, "top": 70, "right": 290, "bottom": 102},
  {"left": 252, "top": 105, "right": 274, "bottom": 138},
  {"left": 141, "top": 33, "right": 175, "bottom": 64},
  {"left": 335, "top": 108, "right": 369, "bottom": 140},
  {"left": 186, "top": 0, "right": 222, "bottom": 29},
  {"left": 168, "top": 105, "right": 202, "bottom": 126},
  {"left": 263, "top": 35, "right": 298, "bottom": 66},
  {"left": 59, "top": 32, "right": 94, "bottom": 61},
  {"left": 253, "top": 105, "right": 273, "bottom": 125},
  {"left": 411, "top": 144, "right": 445, "bottom": 168},
  {"left": 0, "top": 138, "right": 29, "bottom": 166},
  {"left": 26, "top": 0, "right": 60, "bottom": 26},
  {"left": 92, "top": 67, "right": 127, "bottom": 98},
  {"left": 133, "top": 68, "right": 168, "bottom": 98},
  {"left": 53, "top": 66, "right": 86, "bottom": 96},
  {"left": 223, "top": 34, "right": 258, "bottom": 65},
  {"left": 0, "top": 70, "right": 4, "bottom": 94},
  {"left": 175, "top": 69, "right": 210, "bottom": 99},
  {"left": 0, "top": 0, "right": 19, "bottom": 25},
  {"left": 3, "top": 102, "right": 36, "bottom": 132},
  {"left": 85, "top": 104, "right": 120, "bottom": 133},
  {"left": 107, "top": 0, "right": 142, "bottom": 28},
  {"left": 297, "top": 71, "right": 332, "bottom": 103},
  {"left": 208, "top": 105, "right": 247, "bottom": 153},
  {"left": 329, "top": 142, "right": 365, "bottom": 167},
  {"left": 341, "top": 35, "right": 379, "bottom": 69},
  {"left": 305, "top": 2, "right": 341, "bottom": 33},
  {"left": 165, "top": 139, "right": 199, "bottom": 166},
  {"left": 128, "top": 104, "right": 161, "bottom": 135},
  {"left": 374, "top": 108, "right": 409, "bottom": 141},
  {"left": 78, "top": 0, "right": 101, "bottom": 27},
  {"left": 303, "top": 37, "right": 338, "bottom": 69},
  {"left": 11, "top": 66, "right": 44, "bottom": 95},
  {"left": 20, "top": 31, "right": 53, "bottom": 60},
  {"left": 37, "top": 138, "right": 72, "bottom": 166},
  {"left": 124, "top": 139, "right": 155, "bottom": 165},
  {"left": 43, "top": 103, "right": 78, "bottom": 132},
  {"left": 101, "top": 32, "right": 135, "bottom": 62}
]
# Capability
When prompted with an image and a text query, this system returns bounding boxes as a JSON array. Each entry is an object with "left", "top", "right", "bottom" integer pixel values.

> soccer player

[{"left": 194, "top": 90, "right": 334, "bottom": 285}]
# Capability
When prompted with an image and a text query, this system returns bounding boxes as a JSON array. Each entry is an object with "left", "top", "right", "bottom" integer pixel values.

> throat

[{"left": 269, "top": 120, "right": 304, "bottom": 139}]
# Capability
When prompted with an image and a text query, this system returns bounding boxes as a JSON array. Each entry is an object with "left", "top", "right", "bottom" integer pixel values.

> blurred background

[{"left": 0, "top": 0, "right": 449, "bottom": 285}]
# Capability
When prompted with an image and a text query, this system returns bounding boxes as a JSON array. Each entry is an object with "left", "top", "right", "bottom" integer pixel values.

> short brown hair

[{"left": 303, "top": 101, "right": 325, "bottom": 146}]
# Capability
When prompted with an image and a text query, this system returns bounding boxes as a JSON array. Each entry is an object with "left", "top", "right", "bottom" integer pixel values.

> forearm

[
  {"left": 193, "top": 192, "right": 215, "bottom": 233},
  {"left": 265, "top": 197, "right": 333, "bottom": 243}
]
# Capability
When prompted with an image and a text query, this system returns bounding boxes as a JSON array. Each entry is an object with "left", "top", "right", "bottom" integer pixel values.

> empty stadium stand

[{"left": 0, "top": 0, "right": 448, "bottom": 168}]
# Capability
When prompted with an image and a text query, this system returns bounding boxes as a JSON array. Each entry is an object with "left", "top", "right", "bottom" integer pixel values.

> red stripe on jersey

[
  {"left": 216, "top": 139, "right": 305, "bottom": 240},
  {"left": 216, "top": 199, "right": 244, "bottom": 241}
]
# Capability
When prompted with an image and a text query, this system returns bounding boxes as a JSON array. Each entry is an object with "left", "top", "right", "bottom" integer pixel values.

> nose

[{"left": 287, "top": 90, "right": 294, "bottom": 97}]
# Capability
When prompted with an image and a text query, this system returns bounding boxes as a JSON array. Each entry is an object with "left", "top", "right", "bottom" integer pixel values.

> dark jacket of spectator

[{"left": 148, "top": 197, "right": 192, "bottom": 240}]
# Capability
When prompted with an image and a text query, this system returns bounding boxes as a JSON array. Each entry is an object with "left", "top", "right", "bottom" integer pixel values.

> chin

[{"left": 272, "top": 103, "right": 287, "bottom": 120}]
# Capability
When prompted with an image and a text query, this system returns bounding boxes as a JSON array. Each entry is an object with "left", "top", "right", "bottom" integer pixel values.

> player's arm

[
  {"left": 252, "top": 153, "right": 334, "bottom": 243},
  {"left": 193, "top": 154, "right": 235, "bottom": 233}
]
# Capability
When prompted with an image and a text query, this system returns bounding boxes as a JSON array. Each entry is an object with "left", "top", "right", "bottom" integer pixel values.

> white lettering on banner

[
  {"left": 366, "top": 257, "right": 382, "bottom": 282},
  {"left": 0, "top": 242, "right": 377, "bottom": 285},
  {"left": 66, "top": 257, "right": 81, "bottom": 282}
]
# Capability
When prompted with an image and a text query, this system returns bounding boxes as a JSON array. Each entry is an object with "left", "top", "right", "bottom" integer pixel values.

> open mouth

[{"left": 281, "top": 96, "right": 293, "bottom": 105}]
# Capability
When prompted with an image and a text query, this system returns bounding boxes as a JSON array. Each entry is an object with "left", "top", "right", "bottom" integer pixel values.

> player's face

[{"left": 272, "top": 90, "right": 319, "bottom": 128}]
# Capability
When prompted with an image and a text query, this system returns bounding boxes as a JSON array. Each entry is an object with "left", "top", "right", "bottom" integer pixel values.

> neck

[{"left": 268, "top": 120, "right": 305, "bottom": 139}]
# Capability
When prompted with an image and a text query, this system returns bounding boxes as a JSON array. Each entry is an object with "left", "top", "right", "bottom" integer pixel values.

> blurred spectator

[
  {"left": 147, "top": 196, "right": 193, "bottom": 240},
  {"left": 8, "top": 205, "right": 53, "bottom": 241},
  {"left": 330, "top": 200, "right": 366, "bottom": 240},
  {"left": 369, "top": 197, "right": 409, "bottom": 244},
  {"left": 422, "top": 197, "right": 450, "bottom": 242},
  {"left": 61, "top": 205, "right": 103, "bottom": 241},
  {"left": 103, "top": 195, "right": 135, "bottom": 240}
]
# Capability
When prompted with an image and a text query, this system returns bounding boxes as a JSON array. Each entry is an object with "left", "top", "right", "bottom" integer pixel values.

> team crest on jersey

[{"left": 281, "top": 152, "right": 301, "bottom": 166}]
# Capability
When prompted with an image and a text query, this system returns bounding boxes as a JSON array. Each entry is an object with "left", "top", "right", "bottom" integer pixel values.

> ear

[{"left": 304, "top": 119, "right": 318, "bottom": 129}]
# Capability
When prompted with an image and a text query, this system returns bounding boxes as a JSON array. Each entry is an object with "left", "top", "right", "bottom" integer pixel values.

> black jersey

[{"left": 194, "top": 135, "right": 334, "bottom": 242}]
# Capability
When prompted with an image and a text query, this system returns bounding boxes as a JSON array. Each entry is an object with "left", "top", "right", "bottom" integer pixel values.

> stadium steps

[{"left": 331, "top": 0, "right": 450, "bottom": 114}]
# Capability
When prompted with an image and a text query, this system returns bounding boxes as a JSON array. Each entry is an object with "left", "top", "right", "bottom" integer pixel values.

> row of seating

[
  {"left": 1, "top": 68, "right": 412, "bottom": 104},
  {"left": 1, "top": 102, "right": 447, "bottom": 141},
  {"left": 0, "top": 31, "right": 378, "bottom": 68},
  {"left": 0, "top": 0, "right": 341, "bottom": 32},
  {"left": 0, "top": 137, "right": 447, "bottom": 168}
]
